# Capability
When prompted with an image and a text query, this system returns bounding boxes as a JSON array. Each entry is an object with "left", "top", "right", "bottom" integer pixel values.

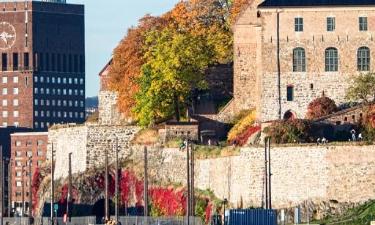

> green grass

[{"left": 314, "top": 200, "right": 375, "bottom": 225}]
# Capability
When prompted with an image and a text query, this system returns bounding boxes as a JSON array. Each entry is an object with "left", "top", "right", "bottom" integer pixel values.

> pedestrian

[
  {"left": 358, "top": 133, "right": 363, "bottom": 141},
  {"left": 316, "top": 138, "right": 321, "bottom": 145},
  {"left": 322, "top": 137, "right": 328, "bottom": 144},
  {"left": 351, "top": 129, "right": 356, "bottom": 141}
]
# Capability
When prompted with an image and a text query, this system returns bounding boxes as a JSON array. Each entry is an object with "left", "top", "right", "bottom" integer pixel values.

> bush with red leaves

[
  {"left": 306, "top": 97, "right": 338, "bottom": 119},
  {"left": 229, "top": 126, "right": 261, "bottom": 146}
]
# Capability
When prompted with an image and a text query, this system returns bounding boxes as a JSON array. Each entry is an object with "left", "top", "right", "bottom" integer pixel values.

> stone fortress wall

[
  {"left": 232, "top": 2, "right": 375, "bottom": 121},
  {"left": 49, "top": 127, "right": 375, "bottom": 210}
]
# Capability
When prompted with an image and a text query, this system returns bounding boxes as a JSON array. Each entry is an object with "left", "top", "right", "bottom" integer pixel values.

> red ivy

[
  {"left": 149, "top": 187, "right": 186, "bottom": 216},
  {"left": 31, "top": 167, "right": 43, "bottom": 212},
  {"left": 230, "top": 126, "right": 261, "bottom": 146}
]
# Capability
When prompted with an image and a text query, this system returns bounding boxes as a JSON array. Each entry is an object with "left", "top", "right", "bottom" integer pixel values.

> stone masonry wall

[
  {"left": 48, "top": 124, "right": 140, "bottom": 178},
  {"left": 148, "top": 145, "right": 375, "bottom": 210}
]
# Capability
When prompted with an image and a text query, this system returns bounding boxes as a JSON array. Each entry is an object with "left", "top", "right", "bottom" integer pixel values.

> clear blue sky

[{"left": 69, "top": 0, "right": 179, "bottom": 97}]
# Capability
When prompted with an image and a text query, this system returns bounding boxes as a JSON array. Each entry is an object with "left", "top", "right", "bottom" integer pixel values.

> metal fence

[{"left": 2, "top": 216, "right": 203, "bottom": 225}]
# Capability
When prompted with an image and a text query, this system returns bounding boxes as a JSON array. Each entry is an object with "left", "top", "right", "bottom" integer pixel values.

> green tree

[
  {"left": 347, "top": 73, "right": 375, "bottom": 104},
  {"left": 134, "top": 28, "right": 214, "bottom": 126}
]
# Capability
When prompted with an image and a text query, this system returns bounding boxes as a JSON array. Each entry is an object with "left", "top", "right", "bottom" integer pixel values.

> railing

[{"left": 2, "top": 216, "right": 203, "bottom": 225}]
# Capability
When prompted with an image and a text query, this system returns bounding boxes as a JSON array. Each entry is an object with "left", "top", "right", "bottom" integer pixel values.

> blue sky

[{"left": 69, "top": 0, "right": 179, "bottom": 97}]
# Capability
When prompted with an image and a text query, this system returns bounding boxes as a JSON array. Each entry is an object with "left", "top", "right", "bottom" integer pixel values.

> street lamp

[{"left": 28, "top": 157, "right": 32, "bottom": 222}]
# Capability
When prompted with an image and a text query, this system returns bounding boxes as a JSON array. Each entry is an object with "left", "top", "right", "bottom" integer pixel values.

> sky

[{"left": 68, "top": 0, "right": 179, "bottom": 97}]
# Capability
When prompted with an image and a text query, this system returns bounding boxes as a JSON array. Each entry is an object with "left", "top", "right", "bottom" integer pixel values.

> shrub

[
  {"left": 228, "top": 109, "right": 257, "bottom": 143},
  {"left": 264, "top": 119, "right": 313, "bottom": 144},
  {"left": 306, "top": 97, "right": 338, "bottom": 119},
  {"left": 229, "top": 126, "right": 261, "bottom": 146}
]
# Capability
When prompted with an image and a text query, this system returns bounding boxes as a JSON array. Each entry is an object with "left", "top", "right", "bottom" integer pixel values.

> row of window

[
  {"left": 1, "top": 52, "right": 84, "bottom": 73},
  {"left": 34, "top": 111, "right": 85, "bottom": 119},
  {"left": 295, "top": 16, "right": 368, "bottom": 32},
  {"left": 1, "top": 88, "right": 19, "bottom": 95},
  {"left": 1, "top": 122, "right": 19, "bottom": 127},
  {"left": 15, "top": 160, "right": 43, "bottom": 168},
  {"left": 15, "top": 140, "right": 44, "bottom": 147},
  {"left": 2, "top": 111, "right": 19, "bottom": 118},
  {"left": 34, "top": 76, "right": 84, "bottom": 85},
  {"left": 34, "top": 88, "right": 84, "bottom": 96},
  {"left": 15, "top": 150, "right": 44, "bottom": 158},
  {"left": 34, "top": 99, "right": 85, "bottom": 107},
  {"left": 1, "top": 99, "right": 19, "bottom": 107},
  {"left": 293, "top": 46, "right": 371, "bottom": 72},
  {"left": 2, "top": 76, "right": 18, "bottom": 84}
]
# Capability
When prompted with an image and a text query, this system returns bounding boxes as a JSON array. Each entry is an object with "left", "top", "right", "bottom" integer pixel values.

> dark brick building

[{"left": 0, "top": 0, "right": 85, "bottom": 130}]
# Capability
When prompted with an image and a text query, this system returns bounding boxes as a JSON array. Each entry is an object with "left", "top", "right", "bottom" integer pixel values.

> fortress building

[
  {"left": 230, "top": 0, "right": 375, "bottom": 121},
  {"left": 0, "top": 0, "right": 85, "bottom": 130}
]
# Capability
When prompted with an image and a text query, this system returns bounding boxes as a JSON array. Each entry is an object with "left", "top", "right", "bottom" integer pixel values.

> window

[
  {"left": 13, "top": 53, "right": 18, "bottom": 71},
  {"left": 37, "top": 140, "right": 44, "bottom": 146},
  {"left": 34, "top": 111, "right": 38, "bottom": 117},
  {"left": 2, "top": 122, "right": 7, "bottom": 127},
  {"left": 293, "top": 48, "right": 306, "bottom": 72},
  {"left": 13, "top": 99, "right": 18, "bottom": 106},
  {"left": 327, "top": 17, "right": 335, "bottom": 31},
  {"left": 2, "top": 100, "right": 7, "bottom": 106},
  {"left": 15, "top": 141, "right": 21, "bottom": 146},
  {"left": 13, "top": 88, "right": 19, "bottom": 95},
  {"left": 359, "top": 17, "right": 368, "bottom": 31},
  {"left": 2, "top": 88, "right": 7, "bottom": 95},
  {"left": 325, "top": 47, "right": 338, "bottom": 72},
  {"left": 14, "top": 121, "right": 19, "bottom": 127},
  {"left": 27, "top": 151, "right": 32, "bottom": 157},
  {"left": 16, "top": 181, "right": 22, "bottom": 187},
  {"left": 24, "top": 52, "right": 29, "bottom": 70},
  {"left": 16, "top": 171, "right": 21, "bottom": 177},
  {"left": 358, "top": 47, "right": 370, "bottom": 71},
  {"left": 13, "top": 111, "right": 19, "bottom": 117},
  {"left": 13, "top": 76, "right": 18, "bottom": 83},
  {"left": 295, "top": 17, "right": 303, "bottom": 32},
  {"left": 2, "top": 77, "right": 7, "bottom": 84},
  {"left": 287, "top": 86, "right": 294, "bottom": 101},
  {"left": 34, "top": 76, "right": 38, "bottom": 83},
  {"left": 2, "top": 53, "right": 7, "bottom": 71}
]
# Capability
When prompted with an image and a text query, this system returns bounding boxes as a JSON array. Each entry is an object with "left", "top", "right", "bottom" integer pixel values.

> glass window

[
  {"left": 287, "top": 86, "right": 294, "bottom": 101},
  {"left": 13, "top": 99, "right": 18, "bottom": 106},
  {"left": 15, "top": 141, "right": 21, "bottom": 146},
  {"left": 13, "top": 111, "right": 19, "bottom": 117},
  {"left": 34, "top": 88, "right": 38, "bottom": 94},
  {"left": 359, "top": 17, "right": 368, "bottom": 31},
  {"left": 14, "top": 122, "right": 19, "bottom": 127},
  {"left": 293, "top": 48, "right": 306, "bottom": 72},
  {"left": 327, "top": 17, "right": 335, "bottom": 31},
  {"left": 2, "top": 100, "right": 7, "bottom": 106},
  {"left": 13, "top": 53, "right": 18, "bottom": 71},
  {"left": 24, "top": 52, "right": 29, "bottom": 70},
  {"left": 13, "top": 76, "right": 18, "bottom": 83},
  {"left": 34, "top": 111, "right": 38, "bottom": 117},
  {"left": 16, "top": 151, "right": 22, "bottom": 157},
  {"left": 2, "top": 88, "right": 7, "bottom": 95},
  {"left": 37, "top": 140, "right": 44, "bottom": 146},
  {"left": 295, "top": 17, "right": 303, "bottom": 32},
  {"left": 13, "top": 88, "right": 19, "bottom": 95},
  {"left": 2, "top": 53, "right": 7, "bottom": 71},
  {"left": 34, "top": 76, "right": 38, "bottom": 83},
  {"left": 2, "top": 76, "right": 7, "bottom": 83},
  {"left": 2, "top": 111, "right": 8, "bottom": 118},
  {"left": 358, "top": 47, "right": 370, "bottom": 71},
  {"left": 325, "top": 47, "right": 338, "bottom": 72},
  {"left": 16, "top": 181, "right": 22, "bottom": 187}
]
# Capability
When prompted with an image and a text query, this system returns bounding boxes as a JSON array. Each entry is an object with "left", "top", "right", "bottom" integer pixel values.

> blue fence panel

[{"left": 229, "top": 209, "right": 277, "bottom": 225}]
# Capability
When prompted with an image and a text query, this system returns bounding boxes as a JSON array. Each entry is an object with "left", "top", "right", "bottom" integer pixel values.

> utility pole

[
  {"left": 264, "top": 137, "right": 272, "bottom": 209},
  {"left": 267, "top": 138, "right": 272, "bottom": 209},
  {"left": 190, "top": 144, "right": 194, "bottom": 219},
  {"left": 105, "top": 144, "right": 109, "bottom": 221},
  {"left": 28, "top": 157, "right": 32, "bottom": 220},
  {"left": 0, "top": 146, "right": 3, "bottom": 225},
  {"left": 66, "top": 153, "right": 72, "bottom": 223},
  {"left": 264, "top": 138, "right": 268, "bottom": 209},
  {"left": 115, "top": 137, "right": 119, "bottom": 224},
  {"left": 186, "top": 140, "right": 191, "bottom": 225},
  {"left": 144, "top": 146, "right": 148, "bottom": 220},
  {"left": 50, "top": 143, "right": 55, "bottom": 225}
]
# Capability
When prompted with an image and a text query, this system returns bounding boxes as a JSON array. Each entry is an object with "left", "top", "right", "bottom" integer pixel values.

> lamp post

[
  {"left": 105, "top": 141, "right": 109, "bottom": 221},
  {"left": 222, "top": 199, "right": 228, "bottom": 225},
  {"left": 114, "top": 136, "right": 119, "bottom": 224},
  {"left": 50, "top": 143, "right": 55, "bottom": 225}
]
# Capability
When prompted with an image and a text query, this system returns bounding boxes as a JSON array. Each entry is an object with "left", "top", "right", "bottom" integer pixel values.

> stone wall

[
  {"left": 98, "top": 91, "right": 124, "bottom": 125},
  {"left": 145, "top": 145, "right": 375, "bottom": 210},
  {"left": 48, "top": 124, "right": 140, "bottom": 178}
]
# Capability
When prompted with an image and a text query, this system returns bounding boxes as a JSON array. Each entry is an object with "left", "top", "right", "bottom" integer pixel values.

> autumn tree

[
  {"left": 108, "top": 15, "right": 168, "bottom": 117},
  {"left": 346, "top": 72, "right": 375, "bottom": 104},
  {"left": 306, "top": 97, "right": 338, "bottom": 119}
]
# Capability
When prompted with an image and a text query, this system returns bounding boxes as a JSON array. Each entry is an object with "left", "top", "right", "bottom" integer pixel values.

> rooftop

[
  {"left": 259, "top": 0, "right": 375, "bottom": 7},
  {"left": 11, "top": 132, "right": 48, "bottom": 136}
]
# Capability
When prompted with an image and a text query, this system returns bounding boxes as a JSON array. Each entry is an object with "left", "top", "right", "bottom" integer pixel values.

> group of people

[{"left": 316, "top": 129, "right": 363, "bottom": 145}]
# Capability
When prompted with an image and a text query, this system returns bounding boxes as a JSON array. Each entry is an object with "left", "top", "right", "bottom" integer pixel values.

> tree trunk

[{"left": 174, "top": 93, "right": 181, "bottom": 122}]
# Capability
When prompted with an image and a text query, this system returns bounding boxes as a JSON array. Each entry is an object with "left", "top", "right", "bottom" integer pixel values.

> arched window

[
  {"left": 293, "top": 48, "right": 306, "bottom": 72},
  {"left": 357, "top": 46, "right": 370, "bottom": 71},
  {"left": 325, "top": 47, "right": 338, "bottom": 72}
]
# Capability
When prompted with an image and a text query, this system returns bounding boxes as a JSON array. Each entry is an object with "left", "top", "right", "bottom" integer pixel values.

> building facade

[
  {"left": 232, "top": 0, "right": 375, "bottom": 121},
  {"left": 10, "top": 132, "right": 48, "bottom": 216},
  {"left": 0, "top": 0, "right": 85, "bottom": 130}
]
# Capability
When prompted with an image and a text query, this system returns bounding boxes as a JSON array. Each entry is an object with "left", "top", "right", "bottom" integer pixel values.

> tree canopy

[
  {"left": 108, "top": 0, "right": 250, "bottom": 126},
  {"left": 346, "top": 73, "right": 375, "bottom": 104}
]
